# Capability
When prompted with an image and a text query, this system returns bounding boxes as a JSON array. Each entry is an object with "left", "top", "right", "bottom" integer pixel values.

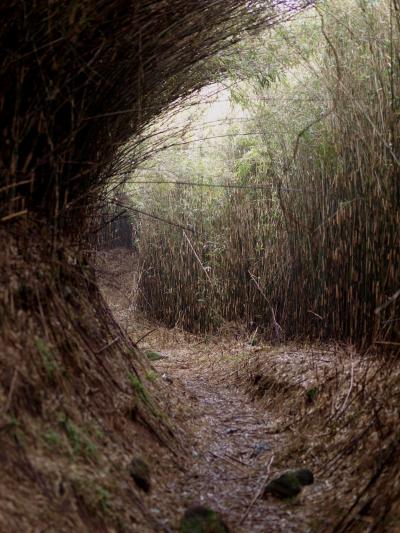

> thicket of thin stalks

[
  {"left": 1, "top": 0, "right": 298, "bottom": 421},
  {"left": 138, "top": 0, "right": 400, "bottom": 347},
  {"left": 138, "top": 182, "right": 289, "bottom": 335},
  {"left": 91, "top": 193, "right": 136, "bottom": 250},
  {"left": 1, "top": 0, "right": 298, "bottom": 236},
  {"left": 0, "top": 0, "right": 300, "bottom": 447},
  {"left": 275, "top": 0, "right": 400, "bottom": 345},
  {"left": 0, "top": 2, "right": 307, "bottom": 528}
]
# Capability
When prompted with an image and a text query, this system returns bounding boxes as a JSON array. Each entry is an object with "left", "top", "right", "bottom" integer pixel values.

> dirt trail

[
  {"left": 97, "top": 248, "right": 400, "bottom": 533},
  {"left": 97, "top": 250, "right": 319, "bottom": 531},
  {"left": 153, "top": 346, "right": 313, "bottom": 532}
]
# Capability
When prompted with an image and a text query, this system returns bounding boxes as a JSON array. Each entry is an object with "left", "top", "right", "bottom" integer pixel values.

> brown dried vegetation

[
  {"left": 101, "top": 249, "right": 400, "bottom": 532},
  {"left": 233, "top": 345, "right": 400, "bottom": 531},
  {"left": 137, "top": 0, "right": 400, "bottom": 347},
  {"left": 1, "top": 1, "right": 300, "bottom": 529},
  {"left": 1, "top": 0, "right": 399, "bottom": 531}
]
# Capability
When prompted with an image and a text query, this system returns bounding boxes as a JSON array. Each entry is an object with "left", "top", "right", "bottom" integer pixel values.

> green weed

[
  {"left": 96, "top": 485, "right": 111, "bottom": 514},
  {"left": 6, "top": 416, "right": 25, "bottom": 444},
  {"left": 128, "top": 373, "right": 149, "bottom": 404},
  {"left": 72, "top": 478, "right": 112, "bottom": 518},
  {"left": 59, "top": 414, "right": 99, "bottom": 462},
  {"left": 42, "top": 429, "right": 63, "bottom": 448},
  {"left": 146, "top": 350, "right": 163, "bottom": 362},
  {"left": 145, "top": 369, "right": 158, "bottom": 383},
  {"left": 35, "top": 338, "right": 59, "bottom": 379}
]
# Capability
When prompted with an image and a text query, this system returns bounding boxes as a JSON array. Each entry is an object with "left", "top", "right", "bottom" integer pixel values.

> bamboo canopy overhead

[{"left": 0, "top": 0, "right": 304, "bottom": 235}]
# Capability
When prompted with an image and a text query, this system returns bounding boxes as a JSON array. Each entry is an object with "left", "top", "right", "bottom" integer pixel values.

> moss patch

[
  {"left": 146, "top": 350, "right": 164, "bottom": 362},
  {"left": 128, "top": 373, "right": 150, "bottom": 404},
  {"left": 180, "top": 506, "right": 229, "bottom": 533}
]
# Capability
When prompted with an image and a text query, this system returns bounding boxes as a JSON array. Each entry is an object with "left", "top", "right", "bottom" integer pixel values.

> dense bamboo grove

[
  {"left": 1, "top": 2, "right": 307, "bottom": 529},
  {"left": 136, "top": 0, "right": 400, "bottom": 346},
  {"left": 1, "top": 0, "right": 292, "bottom": 236}
]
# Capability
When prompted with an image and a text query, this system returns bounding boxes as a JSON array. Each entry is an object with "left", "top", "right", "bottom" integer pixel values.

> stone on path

[
  {"left": 130, "top": 457, "right": 151, "bottom": 492},
  {"left": 293, "top": 468, "right": 314, "bottom": 486},
  {"left": 180, "top": 506, "right": 230, "bottom": 533},
  {"left": 263, "top": 469, "right": 314, "bottom": 499}
]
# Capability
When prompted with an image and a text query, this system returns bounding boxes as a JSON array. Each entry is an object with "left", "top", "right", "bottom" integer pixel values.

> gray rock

[{"left": 250, "top": 441, "right": 271, "bottom": 458}]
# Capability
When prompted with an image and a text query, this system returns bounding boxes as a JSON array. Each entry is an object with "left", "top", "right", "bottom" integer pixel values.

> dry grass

[
  {"left": 0, "top": 2, "right": 309, "bottom": 529},
  {"left": 136, "top": 0, "right": 400, "bottom": 347},
  {"left": 228, "top": 345, "right": 400, "bottom": 531},
  {"left": 0, "top": 227, "right": 186, "bottom": 531}
]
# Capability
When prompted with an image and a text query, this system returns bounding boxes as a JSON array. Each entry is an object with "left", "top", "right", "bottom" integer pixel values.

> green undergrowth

[
  {"left": 128, "top": 372, "right": 171, "bottom": 427},
  {"left": 146, "top": 350, "right": 164, "bottom": 362},
  {"left": 35, "top": 338, "right": 61, "bottom": 381},
  {"left": 60, "top": 415, "right": 99, "bottom": 462},
  {"left": 129, "top": 373, "right": 150, "bottom": 404},
  {"left": 72, "top": 478, "right": 112, "bottom": 517}
]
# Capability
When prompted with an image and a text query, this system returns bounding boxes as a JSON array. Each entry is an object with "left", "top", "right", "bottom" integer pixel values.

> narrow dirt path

[
  {"left": 97, "top": 252, "right": 318, "bottom": 531},
  {"left": 102, "top": 249, "right": 399, "bottom": 533},
  {"left": 153, "top": 346, "right": 312, "bottom": 532}
]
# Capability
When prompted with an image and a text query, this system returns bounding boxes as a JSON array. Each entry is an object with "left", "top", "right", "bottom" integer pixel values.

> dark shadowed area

[{"left": 1, "top": 0, "right": 400, "bottom": 531}]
